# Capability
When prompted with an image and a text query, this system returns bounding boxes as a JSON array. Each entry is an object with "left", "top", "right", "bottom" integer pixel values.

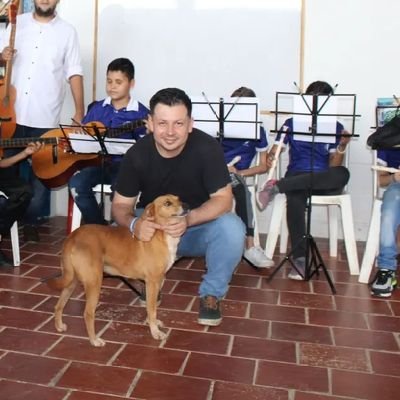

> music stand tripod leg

[{"left": 306, "top": 235, "right": 336, "bottom": 293}]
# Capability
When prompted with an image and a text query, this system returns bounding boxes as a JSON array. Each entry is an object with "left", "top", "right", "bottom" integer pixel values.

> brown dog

[{"left": 47, "top": 194, "right": 184, "bottom": 347}]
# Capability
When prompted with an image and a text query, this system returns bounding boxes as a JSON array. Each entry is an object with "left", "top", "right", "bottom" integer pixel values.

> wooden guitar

[
  {"left": 29, "top": 119, "right": 144, "bottom": 188},
  {"left": 0, "top": 0, "right": 19, "bottom": 156}
]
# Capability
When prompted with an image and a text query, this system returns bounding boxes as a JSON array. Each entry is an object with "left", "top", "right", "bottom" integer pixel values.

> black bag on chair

[{"left": 367, "top": 108, "right": 400, "bottom": 149}]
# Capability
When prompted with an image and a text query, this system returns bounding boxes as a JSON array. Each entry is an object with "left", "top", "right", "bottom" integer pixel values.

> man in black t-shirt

[{"left": 113, "top": 88, "right": 245, "bottom": 326}]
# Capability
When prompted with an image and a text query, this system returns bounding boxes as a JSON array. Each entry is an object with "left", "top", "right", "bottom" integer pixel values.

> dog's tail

[{"left": 46, "top": 254, "right": 75, "bottom": 291}]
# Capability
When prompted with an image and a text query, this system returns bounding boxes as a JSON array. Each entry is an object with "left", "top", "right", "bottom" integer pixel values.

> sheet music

[
  {"left": 292, "top": 95, "right": 337, "bottom": 143},
  {"left": 191, "top": 96, "right": 260, "bottom": 139},
  {"left": 68, "top": 133, "right": 135, "bottom": 155}
]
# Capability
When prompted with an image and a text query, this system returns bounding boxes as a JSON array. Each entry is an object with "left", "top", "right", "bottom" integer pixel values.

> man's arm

[
  {"left": 111, "top": 192, "right": 138, "bottom": 228},
  {"left": 186, "top": 184, "right": 233, "bottom": 227},
  {"left": 69, "top": 75, "right": 85, "bottom": 123}
]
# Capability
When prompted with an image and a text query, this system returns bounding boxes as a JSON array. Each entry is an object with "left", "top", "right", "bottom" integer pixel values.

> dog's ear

[{"left": 144, "top": 202, "right": 155, "bottom": 218}]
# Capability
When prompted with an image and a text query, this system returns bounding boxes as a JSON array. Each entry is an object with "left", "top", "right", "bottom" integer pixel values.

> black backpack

[{"left": 367, "top": 108, "right": 400, "bottom": 149}]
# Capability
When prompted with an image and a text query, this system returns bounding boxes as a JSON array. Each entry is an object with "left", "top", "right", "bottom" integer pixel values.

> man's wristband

[{"left": 129, "top": 217, "right": 138, "bottom": 234}]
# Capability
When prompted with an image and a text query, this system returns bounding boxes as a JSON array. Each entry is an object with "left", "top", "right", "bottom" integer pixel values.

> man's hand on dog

[
  {"left": 161, "top": 216, "right": 188, "bottom": 238},
  {"left": 135, "top": 216, "right": 187, "bottom": 240}
]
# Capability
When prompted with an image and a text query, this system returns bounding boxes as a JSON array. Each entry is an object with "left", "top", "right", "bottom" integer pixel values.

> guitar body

[
  {"left": 29, "top": 119, "right": 142, "bottom": 188},
  {"left": 0, "top": 79, "right": 16, "bottom": 138},
  {"left": 32, "top": 128, "right": 100, "bottom": 188},
  {"left": 0, "top": 1, "right": 19, "bottom": 157}
]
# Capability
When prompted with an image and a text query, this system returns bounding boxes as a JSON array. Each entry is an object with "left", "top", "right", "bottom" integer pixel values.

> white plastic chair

[
  {"left": 70, "top": 184, "right": 112, "bottom": 232},
  {"left": 359, "top": 151, "right": 383, "bottom": 283},
  {"left": 264, "top": 150, "right": 360, "bottom": 276},
  {"left": 0, "top": 191, "right": 20, "bottom": 266}
]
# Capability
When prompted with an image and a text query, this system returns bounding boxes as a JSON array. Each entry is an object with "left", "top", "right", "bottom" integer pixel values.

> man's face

[
  {"left": 148, "top": 103, "right": 193, "bottom": 158},
  {"left": 34, "top": 0, "right": 59, "bottom": 18}
]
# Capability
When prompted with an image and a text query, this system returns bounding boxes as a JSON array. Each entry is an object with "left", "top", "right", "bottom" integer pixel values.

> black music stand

[
  {"left": 192, "top": 93, "right": 261, "bottom": 141},
  {"left": 266, "top": 87, "right": 359, "bottom": 293},
  {"left": 60, "top": 123, "right": 135, "bottom": 217}
]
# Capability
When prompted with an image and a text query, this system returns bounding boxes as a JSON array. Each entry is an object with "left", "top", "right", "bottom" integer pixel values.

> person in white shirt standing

[{"left": 0, "top": 0, "right": 84, "bottom": 242}]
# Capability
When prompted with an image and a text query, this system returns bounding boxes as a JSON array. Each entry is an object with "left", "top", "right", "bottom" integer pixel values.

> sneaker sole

[
  {"left": 288, "top": 273, "right": 304, "bottom": 281},
  {"left": 370, "top": 290, "right": 393, "bottom": 298},
  {"left": 243, "top": 256, "right": 274, "bottom": 269},
  {"left": 198, "top": 317, "right": 222, "bottom": 326}
]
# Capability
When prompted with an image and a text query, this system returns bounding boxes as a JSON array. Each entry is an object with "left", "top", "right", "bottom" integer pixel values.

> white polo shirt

[{"left": 0, "top": 13, "right": 83, "bottom": 128}]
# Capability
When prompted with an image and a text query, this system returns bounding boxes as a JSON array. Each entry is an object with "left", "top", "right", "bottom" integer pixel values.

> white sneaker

[{"left": 244, "top": 246, "right": 274, "bottom": 268}]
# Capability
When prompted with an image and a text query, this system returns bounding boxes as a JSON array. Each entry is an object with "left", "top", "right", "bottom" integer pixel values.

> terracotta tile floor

[{"left": 0, "top": 216, "right": 399, "bottom": 400}]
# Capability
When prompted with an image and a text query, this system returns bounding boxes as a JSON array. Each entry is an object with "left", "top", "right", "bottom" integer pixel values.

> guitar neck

[
  {"left": 103, "top": 120, "right": 144, "bottom": 139},
  {"left": 4, "top": 10, "right": 17, "bottom": 100},
  {"left": 0, "top": 136, "right": 58, "bottom": 148}
]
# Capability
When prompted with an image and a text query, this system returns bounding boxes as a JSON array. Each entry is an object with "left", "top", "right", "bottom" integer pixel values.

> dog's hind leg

[
  {"left": 54, "top": 279, "right": 78, "bottom": 333},
  {"left": 83, "top": 276, "right": 105, "bottom": 347},
  {"left": 145, "top": 279, "right": 166, "bottom": 340}
]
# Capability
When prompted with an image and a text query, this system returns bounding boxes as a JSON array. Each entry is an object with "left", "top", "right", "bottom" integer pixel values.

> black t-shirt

[{"left": 115, "top": 128, "right": 231, "bottom": 209}]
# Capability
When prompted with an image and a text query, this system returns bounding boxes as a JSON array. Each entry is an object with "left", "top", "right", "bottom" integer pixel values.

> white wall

[{"left": 51, "top": 0, "right": 399, "bottom": 243}]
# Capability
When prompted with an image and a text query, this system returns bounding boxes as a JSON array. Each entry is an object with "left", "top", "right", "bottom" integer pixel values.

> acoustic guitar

[
  {"left": 0, "top": 0, "right": 19, "bottom": 156},
  {"left": 30, "top": 119, "right": 145, "bottom": 188},
  {"left": 0, "top": 119, "right": 144, "bottom": 188}
]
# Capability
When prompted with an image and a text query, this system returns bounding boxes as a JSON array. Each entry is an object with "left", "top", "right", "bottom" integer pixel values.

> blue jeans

[
  {"left": 6, "top": 125, "right": 51, "bottom": 225},
  {"left": 377, "top": 182, "right": 400, "bottom": 271},
  {"left": 69, "top": 162, "right": 120, "bottom": 225},
  {"left": 135, "top": 210, "right": 245, "bottom": 298}
]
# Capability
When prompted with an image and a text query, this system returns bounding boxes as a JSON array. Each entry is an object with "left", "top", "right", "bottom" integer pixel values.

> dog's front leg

[{"left": 145, "top": 280, "right": 166, "bottom": 340}]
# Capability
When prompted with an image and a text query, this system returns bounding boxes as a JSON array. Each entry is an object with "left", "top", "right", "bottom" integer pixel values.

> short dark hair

[
  {"left": 149, "top": 88, "right": 192, "bottom": 117},
  {"left": 107, "top": 58, "right": 135, "bottom": 81},
  {"left": 305, "top": 81, "right": 333, "bottom": 95},
  {"left": 231, "top": 86, "right": 256, "bottom": 97}
]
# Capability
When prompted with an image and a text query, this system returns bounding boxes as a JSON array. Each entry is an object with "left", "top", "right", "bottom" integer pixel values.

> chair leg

[
  {"left": 70, "top": 201, "right": 82, "bottom": 233},
  {"left": 340, "top": 196, "right": 360, "bottom": 275},
  {"left": 248, "top": 186, "right": 260, "bottom": 247},
  {"left": 359, "top": 199, "right": 381, "bottom": 283},
  {"left": 10, "top": 221, "right": 20, "bottom": 267},
  {"left": 279, "top": 212, "right": 289, "bottom": 254},
  {"left": 328, "top": 205, "right": 338, "bottom": 257},
  {"left": 265, "top": 194, "right": 286, "bottom": 258}
]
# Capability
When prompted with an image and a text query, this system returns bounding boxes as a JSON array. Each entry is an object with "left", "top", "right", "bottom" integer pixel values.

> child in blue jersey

[
  {"left": 258, "top": 81, "right": 350, "bottom": 279},
  {"left": 370, "top": 149, "right": 400, "bottom": 297},
  {"left": 222, "top": 87, "right": 273, "bottom": 268},
  {"left": 69, "top": 58, "right": 149, "bottom": 225}
]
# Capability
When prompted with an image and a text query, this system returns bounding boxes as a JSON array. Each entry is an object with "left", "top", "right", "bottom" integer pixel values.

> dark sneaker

[
  {"left": 0, "top": 250, "right": 13, "bottom": 268},
  {"left": 257, "top": 179, "right": 278, "bottom": 210},
  {"left": 198, "top": 295, "right": 222, "bottom": 326},
  {"left": 371, "top": 269, "right": 397, "bottom": 298},
  {"left": 288, "top": 257, "right": 306, "bottom": 280},
  {"left": 139, "top": 286, "right": 162, "bottom": 307}
]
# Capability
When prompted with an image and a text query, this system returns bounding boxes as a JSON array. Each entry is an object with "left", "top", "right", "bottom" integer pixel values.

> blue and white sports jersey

[
  {"left": 276, "top": 118, "right": 343, "bottom": 172},
  {"left": 222, "top": 126, "right": 268, "bottom": 170},
  {"left": 377, "top": 149, "right": 400, "bottom": 169}
]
